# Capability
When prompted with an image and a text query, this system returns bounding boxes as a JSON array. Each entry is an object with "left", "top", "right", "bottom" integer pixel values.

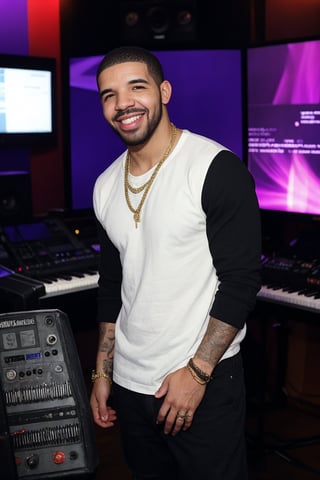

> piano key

[
  {"left": 58, "top": 274, "right": 74, "bottom": 280},
  {"left": 69, "top": 271, "right": 85, "bottom": 278},
  {"left": 39, "top": 270, "right": 99, "bottom": 298},
  {"left": 301, "top": 289, "right": 320, "bottom": 297},
  {"left": 258, "top": 284, "right": 320, "bottom": 313}
]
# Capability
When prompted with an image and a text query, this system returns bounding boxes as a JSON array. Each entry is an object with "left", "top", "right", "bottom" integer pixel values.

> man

[{"left": 90, "top": 46, "right": 261, "bottom": 480}]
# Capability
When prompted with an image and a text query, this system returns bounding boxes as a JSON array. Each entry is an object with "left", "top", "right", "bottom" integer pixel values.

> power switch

[{"left": 53, "top": 451, "right": 65, "bottom": 464}]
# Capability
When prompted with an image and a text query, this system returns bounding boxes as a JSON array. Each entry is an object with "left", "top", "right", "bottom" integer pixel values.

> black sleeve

[
  {"left": 202, "top": 150, "right": 262, "bottom": 329},
  {"left": 95, "top": 219, "right": 122, "bottom": 323}
]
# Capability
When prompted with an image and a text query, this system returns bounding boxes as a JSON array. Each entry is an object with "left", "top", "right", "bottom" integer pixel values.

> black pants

[{"left": 113, "top": 352, "right": 248, "bottom": 480}]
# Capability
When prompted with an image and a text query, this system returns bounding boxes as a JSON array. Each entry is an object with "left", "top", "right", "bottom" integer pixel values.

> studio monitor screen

[
  {"left": 247, "top": 39, "right": 320, "bottom": 216},
  {"left": 0, "top": 54, "right": 57, "bottom": 146}
]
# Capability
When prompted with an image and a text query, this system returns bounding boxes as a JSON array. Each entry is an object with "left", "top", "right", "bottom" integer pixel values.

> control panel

[
  {"left": 262, "top": 255, "right": 320, "bottom": 289},
  {"left": 0, "top": 309, "right": 98, "bottom": 479},
  {"left": 0, "top": 216, "right": 99, "bottom": 278}
]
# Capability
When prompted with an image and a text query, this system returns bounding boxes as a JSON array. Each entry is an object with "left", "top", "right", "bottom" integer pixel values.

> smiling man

[{"left": 90, "top": 46, "right": 261, "bottom": 480}]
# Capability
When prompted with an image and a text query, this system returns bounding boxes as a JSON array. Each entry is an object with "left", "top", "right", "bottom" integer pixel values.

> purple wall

[
  {"left": 0, "top": 0, "right": 29, "bottom": 55},
  {"left": 0, "top": 0, "right": 30, "bottom": 173}
]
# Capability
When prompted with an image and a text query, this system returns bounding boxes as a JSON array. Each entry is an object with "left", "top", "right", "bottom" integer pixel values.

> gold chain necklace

[
  {"left": 127, "top": 176, "right": 149, "bottom": 194},
  {"left": 124, "top": 123, "right": 177, "bottom": 228}
]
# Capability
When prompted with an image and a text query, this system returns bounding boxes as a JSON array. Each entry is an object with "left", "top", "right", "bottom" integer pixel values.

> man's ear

[{"left": 160, "top": 80, "right": 172, "bottom": 105}]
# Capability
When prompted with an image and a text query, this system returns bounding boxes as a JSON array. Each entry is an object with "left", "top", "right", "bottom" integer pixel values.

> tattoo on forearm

[
  {"left": 98, "top": 323, "right": 115, "bottom": 374},
  {"left": 196, "top": 317, "right": 238, "bottom": 368},
  {"left": 102, "top": 357, "right": 113, "bottom": 375}
]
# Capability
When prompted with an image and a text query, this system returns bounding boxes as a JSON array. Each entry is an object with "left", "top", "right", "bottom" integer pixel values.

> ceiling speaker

[{"left": 119, "top": 0, "right": 198, "bottom": 46}]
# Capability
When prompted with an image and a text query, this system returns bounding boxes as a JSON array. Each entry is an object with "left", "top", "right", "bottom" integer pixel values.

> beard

[{"left": 111, "top": 102, "right": 163, "bottom": 147}]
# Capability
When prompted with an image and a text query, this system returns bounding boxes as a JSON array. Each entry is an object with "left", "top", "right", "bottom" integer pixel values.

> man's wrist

[{"left": 187, "top": 358, "right": 212, "bottom": 384}]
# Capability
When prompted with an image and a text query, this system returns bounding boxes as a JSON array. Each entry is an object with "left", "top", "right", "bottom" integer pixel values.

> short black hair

[{"left": 96, "top": 46, "right": 164, "bottom": 86}]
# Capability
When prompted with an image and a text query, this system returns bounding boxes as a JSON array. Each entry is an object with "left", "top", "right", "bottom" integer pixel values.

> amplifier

[{"left": 0, "top": 309, "right": 98, "bottom": 479}]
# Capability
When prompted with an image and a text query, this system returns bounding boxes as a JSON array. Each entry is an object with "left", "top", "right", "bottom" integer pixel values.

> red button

[{"left": 53, "top": 451, "right": 65, "bottom": 464}]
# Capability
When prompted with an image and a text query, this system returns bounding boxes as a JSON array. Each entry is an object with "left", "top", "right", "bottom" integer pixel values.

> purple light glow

[
  {"left": 69, "top": 56, "right": 103, "bottom": 91},
  {"left": 247, "top": 39, "right": 320, "bottom": 216},
  {"left": 273, "top": 42, "right": 320, "bottom": 104},
  {"left": 253, "top": 152, "right": 320, "bottom": 214}
]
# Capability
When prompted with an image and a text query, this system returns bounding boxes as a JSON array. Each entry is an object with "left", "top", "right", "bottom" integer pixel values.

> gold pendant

[{"left": 133, "top": 211, "right": 140, "bottom": 228}]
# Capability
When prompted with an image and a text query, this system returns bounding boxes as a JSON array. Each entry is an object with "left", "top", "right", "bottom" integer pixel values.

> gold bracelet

[
  {"left": 91, "top": 370, "right": 112, "bottom": 385},
  {"left": 186, "top": 364, "right": 208, "bottom": 385},
  {"left": 188, "top": 358, "right": 212, "bottom": 383}
]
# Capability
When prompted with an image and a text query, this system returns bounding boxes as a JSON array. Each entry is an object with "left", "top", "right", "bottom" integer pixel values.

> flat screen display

[
  {"left": 69, "top": 49, "right": 243, "bottom": 210},
  {"left": 0, "top": 54, "right": 56, "bottom": 146},
  {"left": 247, "top": 39, "right": 320, "bottom": 216}
]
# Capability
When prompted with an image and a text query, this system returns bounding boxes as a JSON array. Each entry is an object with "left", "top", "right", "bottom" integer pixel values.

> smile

[{"left": 121, "top": 114, "right": 144, "bottom": 125}]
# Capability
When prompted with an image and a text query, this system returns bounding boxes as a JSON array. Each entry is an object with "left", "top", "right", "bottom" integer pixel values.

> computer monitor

[
  {"left": 0, "top": 54, "right": 57, "bottom": 146},
  {"left": 247, "top": 38, "right": 320, "bottom": 216}
]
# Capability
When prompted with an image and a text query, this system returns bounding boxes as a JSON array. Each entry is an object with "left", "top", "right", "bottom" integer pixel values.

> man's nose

[{"left": 115, "top": 91, "right": 135, "bottom": 111}]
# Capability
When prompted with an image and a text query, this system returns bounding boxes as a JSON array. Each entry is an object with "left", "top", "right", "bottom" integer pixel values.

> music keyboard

[
  {"left": 39, "top": 269, "right": 99, "bottom": 298},
  {"left": 0, "top": 215, "right": 101, "bottom": 305},
  {"left": 257, "top": 255, "right": 320, "bottom": 313},
  {"left": 258, "top": 284, "right": 320, "bottom": 313}
]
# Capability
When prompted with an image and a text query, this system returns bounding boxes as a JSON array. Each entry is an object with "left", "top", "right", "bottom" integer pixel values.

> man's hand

[
  {"left": 154, "top": 366, "right": 206, "bottom": 436},
  {"left": 90, "top": 378, "right": 117, "bottom": 428}
]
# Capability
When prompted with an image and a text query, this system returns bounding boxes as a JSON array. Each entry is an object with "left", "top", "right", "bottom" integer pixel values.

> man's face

[{"left": 98, "top": 61, "right": 166, "bottom": 147}]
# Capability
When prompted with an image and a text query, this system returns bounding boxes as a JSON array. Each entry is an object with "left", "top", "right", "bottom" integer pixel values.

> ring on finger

[{"left": 176, "top": 414, "right": 186, "bottom": 421}]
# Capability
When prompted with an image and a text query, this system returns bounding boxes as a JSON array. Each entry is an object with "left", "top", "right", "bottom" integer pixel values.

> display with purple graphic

[
  {"left": 69, "top": 49, "right": 243, "bottom": 210},
  {"left": 247, "top": 39, "right": 320, "bottom": 215}
]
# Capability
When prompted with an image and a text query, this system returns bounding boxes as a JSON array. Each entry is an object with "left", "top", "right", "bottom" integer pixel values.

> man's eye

[
  {"left": 103, "top": 94, "right": 114, "bottom": 102},
  {"left": 133, "top": 85, "right": 145, "bottom": 90}
]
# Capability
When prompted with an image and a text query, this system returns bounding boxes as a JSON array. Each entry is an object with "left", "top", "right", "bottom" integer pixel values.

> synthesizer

[
  {"left": 0, "top": 215, "right": 100, "bottom": 302},
  {"left": 258, "top": 256, "right": 320, "bottom": 313},
  {"left": 0, "top": 309, "right": 98, "bottom": 479}
]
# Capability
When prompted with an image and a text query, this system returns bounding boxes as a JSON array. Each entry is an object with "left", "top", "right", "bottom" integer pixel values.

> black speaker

[
  {"left": 119, "top": 0, "right": 198, "bottom": 47},
  {"left": 0, "top": 171, "right": 33, "bottom": 225}
]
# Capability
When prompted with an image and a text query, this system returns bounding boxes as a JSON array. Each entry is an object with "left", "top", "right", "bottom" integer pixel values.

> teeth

[{"left": 121, "top": 115, "right": 141, "bottom": 125}]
